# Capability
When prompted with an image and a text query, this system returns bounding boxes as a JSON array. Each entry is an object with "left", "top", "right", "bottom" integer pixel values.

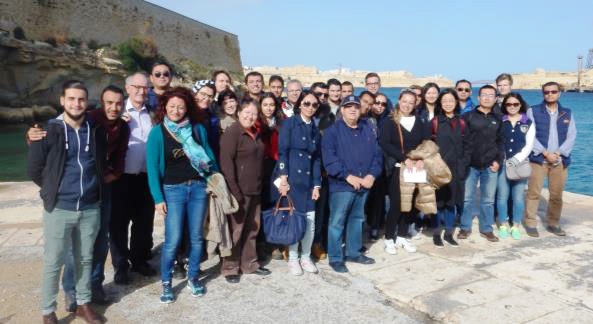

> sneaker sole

[
  {"left": 160, "top": 298, "right": 175, "bottom": 304},
  {"left": 187, "top": 285, "right": 205, "bottom": 297},
  {"left": 434, "top": 245, "right": 444, "bottom": 249}
]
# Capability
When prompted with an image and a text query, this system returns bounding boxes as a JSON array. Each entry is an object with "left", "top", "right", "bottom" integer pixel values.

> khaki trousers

[{"left": 524, "top": 162, "right": 568, "bottom": 228}]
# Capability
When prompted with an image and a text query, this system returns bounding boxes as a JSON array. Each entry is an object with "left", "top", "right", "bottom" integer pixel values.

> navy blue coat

[{"left": 272, "top": 115, "right": 322, "bottom": 213}]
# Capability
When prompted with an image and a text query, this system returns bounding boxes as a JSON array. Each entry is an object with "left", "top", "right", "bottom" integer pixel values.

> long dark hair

[
  {"left": 258, "top": 92, "right": 282, "bottom": 126},
  {"left": 155, "top": 86, "right": 204, "bottom": 124},
  {"left": 435, "top": 89, "right": 461, "bottom": 116},
  {"left": 420, "top": 82, "right": 440, "bottom": 107},
  {"left": 501, "top": 92, "right": 528, "bottom": 115}
]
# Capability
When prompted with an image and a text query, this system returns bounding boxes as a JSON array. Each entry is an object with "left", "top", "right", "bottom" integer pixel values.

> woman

[
  {"left": 417, "top": 83, "right": 440, "bottom": 123},
  {"left": 496, "top": 93, "right": 535, "bottom": 240},
  {"left": 146, "top": 87, "right": 218, "bottom": 303},
  {"left": 193, "top": 80, "right": 220, "bottom": 159},
  {"left": 379, "top": 90, "right": 431, "bottom": 255},
  {"left": 218, "top": 89, "right": 238, "bottom": 133},
  {"left": 274, "top": 91, "right": 322, "bottom": 275},
  {"left": 219, "top": 99, "right": 271, "bottom": 283},
  {"left": 432, "top": 89, "right": 467, "bottom": 247}
]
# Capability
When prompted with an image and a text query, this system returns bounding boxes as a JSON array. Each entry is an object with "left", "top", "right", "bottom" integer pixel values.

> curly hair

[{"left": 154, "top": 86, "right": 204, "bottom": 124}]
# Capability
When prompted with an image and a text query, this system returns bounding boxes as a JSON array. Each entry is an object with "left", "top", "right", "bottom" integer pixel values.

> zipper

[{"left": 75, "top": 128, "right": 84, "bottom": 211}]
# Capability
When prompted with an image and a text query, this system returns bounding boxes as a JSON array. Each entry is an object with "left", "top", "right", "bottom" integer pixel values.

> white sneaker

[
  {"left": 288, "top": 260, "right": 303, "bottom": 276},
  {"left": 396, "top": 236, "right": 417, "bottom": 253},
  {"left": 408, "top": 225, "right": 422, "bottom": 240},
  {"left": 384, "top": 239, "right": 397, "bottom": 255},
  {"left": 300, "top": 257, "right": 318, "bottom": 274}
]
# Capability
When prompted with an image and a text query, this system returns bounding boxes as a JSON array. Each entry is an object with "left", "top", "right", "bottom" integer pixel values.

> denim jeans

[
  {"left": 327, "top": 191, "right": 369, "bottom": 263},
  {"left": 432, "top": 206, "right": 456, "bottom": 233},
  {"left": 41, "top": 205, "right": 99, "bottom": 315},
  {"left": 288, "top": 211, "right": 316, "bottom": 261},
  {"left": 63, "top": 184, "right": 112, "bottom": 294},
  {"left": 460, "top": 167, "right": 498, "bottom": 233},
  {"left": 160, "top": 180, "right": 208, "bottom": 283},
  {"left": 496, "top": 165, "right": 527, "bottom": 226}
]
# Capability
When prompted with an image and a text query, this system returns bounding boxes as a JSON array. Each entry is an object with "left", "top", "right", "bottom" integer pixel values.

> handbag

[
  {"left": 505, "top": 159, "right": 531, "bottom": 180},
  {"left": 262, "top": 195, "right": 307, "bottom": 245}
]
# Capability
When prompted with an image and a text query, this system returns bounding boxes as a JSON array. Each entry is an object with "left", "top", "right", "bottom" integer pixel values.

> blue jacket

[
  {"left": 322, "top": 119, "right": 383, "bottom": 193},
  {"left": 146, "top": 123, "right": 218, "bottom": 204},
  {"left": 529, "top": 102, "right": 573, "bottom": 167},
  {"left": 272, "top": 115, "right": 322, "bottom": 212}
]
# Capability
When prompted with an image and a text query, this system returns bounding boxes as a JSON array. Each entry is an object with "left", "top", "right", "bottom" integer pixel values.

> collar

[
  {"left": 126, "top": 98, "right": 147, "bottom": 112},
  {"left": 502, "top": 113, "right": 529, "bottom": 123}
]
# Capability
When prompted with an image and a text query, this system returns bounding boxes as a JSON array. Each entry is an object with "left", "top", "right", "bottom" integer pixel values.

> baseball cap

[{"left": 340, "top": 95, "right": 360, "bottom": 107}]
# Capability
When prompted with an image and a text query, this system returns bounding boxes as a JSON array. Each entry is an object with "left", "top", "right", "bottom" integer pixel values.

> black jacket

[
  {"left": 463, "top": 107, "right": 504, "bottom": 169},
  {"left": 379, "top": 116, "right": 431, "bottom": 177},
  {"left": 27, "top": 118, "right": 106, "bottom": 212}
]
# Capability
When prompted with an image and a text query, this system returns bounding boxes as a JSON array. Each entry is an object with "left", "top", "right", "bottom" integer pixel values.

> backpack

[{"left": 432, "top": 117, "right": 465, "bottom": 138}]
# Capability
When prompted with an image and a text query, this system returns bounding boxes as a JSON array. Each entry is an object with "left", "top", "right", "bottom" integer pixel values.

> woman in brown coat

[{"left": 219, "top": 98, "right": 271, "bottom": 283}]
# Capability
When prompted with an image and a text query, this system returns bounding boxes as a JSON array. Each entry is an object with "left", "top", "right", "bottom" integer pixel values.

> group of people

[{"left": 27, "top": 63, "right": 577, "bottom": 323}]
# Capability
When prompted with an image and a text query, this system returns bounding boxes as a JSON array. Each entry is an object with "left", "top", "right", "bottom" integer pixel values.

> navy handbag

[{"left": 262, "top": 195, "right": 307, "bottom": 245}]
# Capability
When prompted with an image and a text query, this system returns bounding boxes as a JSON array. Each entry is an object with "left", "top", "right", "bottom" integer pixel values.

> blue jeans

[
  {"left": 63, "top": 184, "right": 112, "bottom": 294},
  {"left": 432, "top": 206, "right": 456, "bottom": 233},
  {"left": 160, "top": 180, "right": 208, "bottom": 283},
  {"left": 460, "top": 167, "right": 498, "bottom": 233},
  {"left": 496, "top": 165, "right": 527, "bottom": 225},
  {"left": 328, "top": 191, "right": 368, "bottom": 263}
]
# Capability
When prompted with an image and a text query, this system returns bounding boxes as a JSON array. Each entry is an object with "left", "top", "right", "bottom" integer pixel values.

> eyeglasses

[
  {"left": 543, "top": 90, "right": 559, "bottom": 95},
  {"left": 480, "top": 94, "right": 496, "bottom": 98},
  {"left": 375, "top": 101, "right": 387, "bottom": 107},
  {"left": 301, "top": 101, "right": 319, "bottom": 109},
  {"left": 129, "top": 84, "right": 148, "bottom": 92},
  {"left": 366, "top": 82, "right": 380, "bottom": 87},
  {"left": 288, "top": 89, "right": 301, "bottom": 93},
  {"left": 505, "top": 102, "right": 521, "bottom": 108},
  {"left": 197, "top": 91, "right": 214, "bottom": 100},
  {"left": 153, "top": 72, "right": 170, "bottom": 78},
  {"left": 456, "top": 88, "right": 471, "bottom": 93},
  {"left": 314, "top": 92, "right": 329, "bottom": 99}
]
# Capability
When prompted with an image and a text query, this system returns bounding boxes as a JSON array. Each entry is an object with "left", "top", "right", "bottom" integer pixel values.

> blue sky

[{"left": 147, "top": 0, "right": 593, "bottom": 81}]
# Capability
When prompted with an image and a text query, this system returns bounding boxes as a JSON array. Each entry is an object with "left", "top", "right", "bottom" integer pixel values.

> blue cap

[{"left": 340, "top": 95, "right": 360, "bottom": 107}]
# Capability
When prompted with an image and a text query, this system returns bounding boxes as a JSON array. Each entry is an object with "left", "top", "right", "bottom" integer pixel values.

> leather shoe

[
  {"left": 43, "top": 312, "right": 58, "bottom": 324},
  {"left": 546, "top": 226, "right": 566, "bottom": 236},
  {"left": 252, "top": 267, "right": 271, "bottom": 276},
  {"left": 329, "top": 262, "right": 349, "bottom": 273},
  {"left": 131, "top": 263, "right": 157, "bottom": 276},
  {"left": 91, "top": 286, "right": 110, "bottom": 305},
  {"left": 75, "top": 303, "right": 103, "bottom": 324},
  {"left": 525, "top": 226, "right": 540, "bottom": 237},
  {"left": 113, "top": 268, "right": 130, "bottom": 285},
  {"left": 457, "top": 229, "right": 471, "bottom": 239},
  {"left": 480, "top": 231, "right": 499, "bottom": 242},
  {"left": 346, "top": 255, "right": 375, "bottom": 264},
  {"left": 225, "top": 275, "right": 240, "bottom": 283}
]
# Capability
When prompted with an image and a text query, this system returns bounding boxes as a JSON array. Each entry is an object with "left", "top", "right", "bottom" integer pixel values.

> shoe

[
  {"left": 395, "top": 236, "right": 417, "bottom": 253},
  {"left": 64, "top": 290, "right": 77, "bottom": 312},
  {"left": 311, "top": 243, "right": 327, "bottom": 260},
  {"left": 525, "top": 226, "right": 540, "bottom": 237},
  {"left": 113, "top": 268, "right": 130, "bottom": 285},
  {"left": 75, "top": 303, "right": 103, "bottom": 323},
  {"left": 329, "top": 262, "right": 349, "bottom": 273},
  {"left": 252, "top": 267, "right": 271, "bottom": 276},
  {"left": 457, "top": 229, "right": 471, "bottom": 240},
  {"left": 300, "top": 257, "right": 319, "bottom": 273},
  {"left": 408, "top": 226, "right": 422, "bottom": 240},
  {"left": 443, "top": 233, "right": 459, "bottom": 247},
  {"left": 282, "top": 248, "right": 289, "bottom": 261},
  {"left": 383, "top": 239, "right": 397, "bottom": 255},
  {"left": 225, "top": 275, "right": 240, "bottom": 283},
  {"left": 345, "top": 255, "right": 376, "bottom": 265},
  {"left": 91, "top": 286, "right": 110, "bottom": 305},
  {"left": 511, "top": 226, "right": 522, "bottom": 240},
  {"left": 43, "top": 312, "right": 58, "bottom": 324},
  {"left": 480, "top": 231, "right": 499, "bottom": 242},
  {"left": 172, "top": 262, "right": 187, "bottom": 280},
  {"left": 433, "top": 235, "right": 444, "bottom": 248},
  {"left": 370, "top": 229, "right": 379, "bottom": 241},
  {"left": 160, "top": 282, "right": 175, "bottom": 304},
  {"left": 498, "top": 225, "right": 509, "bottom": 239},
  {"left": 271, "top": 248, "right": 284, "bottom": 260},
  {"left": 288, "top": 260, "right": 303, "bottom": 276},
  {"left": 131, "top": 263, "right": 157, "bottom": 276},
  {"left": 187, "top": 278, "right": 205, "bottom": 297},
  {"left": 359, "top": 245, "right": 368, "bottom": 254},
  {"left": 546, "top": 225, "right": 566, "bottom": 236}
]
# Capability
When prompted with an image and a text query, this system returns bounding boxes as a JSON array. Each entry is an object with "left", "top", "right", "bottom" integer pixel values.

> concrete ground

[{"left": 1, "top": 181, "right": 592, "bottom": 323}]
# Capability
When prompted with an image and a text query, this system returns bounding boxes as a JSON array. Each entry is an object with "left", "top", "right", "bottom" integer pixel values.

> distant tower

[
  {"left": 587, "top": 49, "right": 593, "bottom": 69},
  {"left": 578, "top": 55, "right": 583, "bottom": 92}
]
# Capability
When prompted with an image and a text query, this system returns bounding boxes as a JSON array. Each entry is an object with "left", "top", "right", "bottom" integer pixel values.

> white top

[
  {"left": 400, "top": 115, "right": 416, "bottom": 132},
  {"left": 123, "top": 99, "right": 153, "bottom": 174}
]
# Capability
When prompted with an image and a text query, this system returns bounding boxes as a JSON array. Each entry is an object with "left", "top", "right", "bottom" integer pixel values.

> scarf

[{"left": 164, "top": 117, "right": 212, "bottom": 177}]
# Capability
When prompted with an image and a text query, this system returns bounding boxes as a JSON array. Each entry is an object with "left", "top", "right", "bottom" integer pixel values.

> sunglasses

[
  {"left": 505, "top": 102, "right": 521, "bottom": 108},
  {"left": 543, "top": 90, "right": 559, "bottom": 95},
  {"left": 153, "top": 72, "right": 170, "bottom": 78},
  {"left": 301, "top": 101, "right": 319, "bottom": 109},
  {"left": 375, "top": 101, "right": 387, "bottom": 107},
  {"left": 456, "top": 88, "right": 471, "bottom": 93},
  {"left": 314, "top": 92, "right": 329, "bottom": 98}
]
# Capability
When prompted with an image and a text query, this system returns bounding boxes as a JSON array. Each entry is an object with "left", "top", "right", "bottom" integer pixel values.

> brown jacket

[
  {"left": 205, "top": 172, "right": 239, "bottom": 257},
  {"left": 219, "top": 122, "right": 265, "bottom": 202}
]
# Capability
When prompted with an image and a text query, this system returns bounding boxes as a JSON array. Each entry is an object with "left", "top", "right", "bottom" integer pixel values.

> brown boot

[
  {"left": 75, "top": 303, "right": 103, "bottom": 324},
  {"left": 42, "top": 312, "right": 58, "bottom": 324},
  {"left": 282, "top": 247, "right": 289, "bottom": 261},
  {"left": 311, "top": 243, "right": 327, "bottom": 260}
]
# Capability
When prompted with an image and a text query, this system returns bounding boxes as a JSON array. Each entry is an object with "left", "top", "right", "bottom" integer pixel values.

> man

[
  {"left": 147, "top": 61, "right": 172, "bottom": 110},
  {"left": 495, "top": 73, "right": 513, "bottom": 105},
  {"left": 322, "top": 95, "right": 383, "bottom": 273},
  {"left": 311, "top": 82, "right": 329, "bottom": 105},
  {"left": 110, "top": 72, "right": 157, "bottom": 284},
  {"left": 408, "top": 84, "right": 423, "bottom": 107},
  {"left": 364, "top": 72, "right": 393, "bottom": 111},
  {"left": 359, "top": 91, "right": 375, "bottom": 117},
  {"left": 341, "top": 81, "right": 354, "bottom": 100},
  {"left": 213, "top": 70, "right": 232, "bottom": 95},
  {"left": 455, "top": 80, "right": 474, "bottom": 114},
  {"left": 268, "top": 75, "right": 284, "bottom": 99},
  {"left": 282, "top": 79, "right": 303, "bottom": 118},
  {"left": 327, "top": 78, "right": 342, "bottom": 116},
  {"left": 244, "top": 71, "right": 264, "bottom": 101},
  {"left": 458, "top": 85, "right": 504, "bottom": 242},
  {"left": 28, "top": 80, "right": 105, "bottom": 324},
  {"left": 525, "top": 82, "right": 576, "bottom": 237}
]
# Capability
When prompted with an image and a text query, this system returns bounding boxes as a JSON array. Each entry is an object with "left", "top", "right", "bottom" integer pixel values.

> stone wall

[{"left": 0, "top": 0, "right": 242, "bottom": 75}]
